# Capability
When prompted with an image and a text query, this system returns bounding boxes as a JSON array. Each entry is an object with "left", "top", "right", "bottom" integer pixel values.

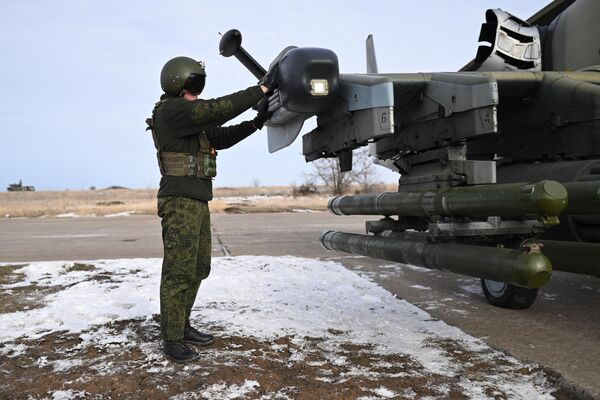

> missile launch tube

[
  {"left": 522, "top": 239, "right": 600, "bottom": 277},
  {"left": 320, "top": 231, "right": 552, "bottom": 288},
  {"left": 328, "top": 180, "right": 568, "bottom": 223},
  {"left": 563, "top": 181, "right": 600, "bottom": 215}
]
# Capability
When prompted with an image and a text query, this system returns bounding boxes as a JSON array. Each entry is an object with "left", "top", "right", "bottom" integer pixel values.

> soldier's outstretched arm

[
  {"left": 191, "top": 86, "right": 263, "bottom": 125},
  {"left": 162, "top": 86, "right": 264, "bottom": 137},
  {"left": 205, "top": 98, "right": 272, "bottom": 149},
  {"left": 204, "top": 122, "right": 257, "bottom": 150}
]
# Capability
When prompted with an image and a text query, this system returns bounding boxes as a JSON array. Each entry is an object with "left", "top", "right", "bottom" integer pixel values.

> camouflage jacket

[{"left": 152, "top": 85, "right": 264, "bottom": 201}]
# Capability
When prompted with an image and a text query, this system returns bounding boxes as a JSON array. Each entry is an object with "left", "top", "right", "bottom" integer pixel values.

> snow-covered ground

[{"left": 0, "top": 256, "right": 560, "bottom": 399}]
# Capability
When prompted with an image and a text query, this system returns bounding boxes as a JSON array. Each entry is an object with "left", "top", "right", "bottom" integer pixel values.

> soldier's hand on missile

[
  {"left": 260, "top": 84, "right": 271, "bottom": 95},
  {"left": 259, "top": 64, "right": 279, "bottom": 95},
  {"left": 251, "top": 99, "right": 272, "bottom": 130}
]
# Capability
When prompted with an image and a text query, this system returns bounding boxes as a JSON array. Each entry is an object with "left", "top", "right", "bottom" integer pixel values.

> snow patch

[
  {"left": 543, "top": 293, "right": 559, "bottom": 300},
  {"left": 50, "top": 389, "right": 88, "bottom": 399},
  {"left": 459, "top": 283, "right": 482, "bottom": 295},
  {"left": 0, "top": 259, "right": 157, "bottom": 340},
  {"left": 410, "top": 284, "right": 431, "bottom": 290},
  {"left": 1, "top": 261, "right": 100, "bottom": 290},
  {"left": 372, "top": 386, "right": 397, "bottom": 398},
  {"left": 0, "top": 256, "right": 556, "bottom": 398},
  {"left": 215, "top": 195, "right": 284, "bottom": 205},
  {"left": 104, "top": 211, "right": 135, "bottom": 217},
  {"left": 51, "top": 358, "right": 85, "bottom": 372},
  {"left": 197, "top": 380, "right": 260, "bottom": 400},
  {"left": 397, "top": 263, "right": 431, "bottom": 272},
  {"left": 56, "top": 213, "right": 80, "bottom": 218},
  {"left": 0, "top": 343, "right": 27, "bottom": 357}
]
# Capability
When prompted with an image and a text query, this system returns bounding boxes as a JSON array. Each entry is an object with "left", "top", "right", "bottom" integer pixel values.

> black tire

[{"left": 480, "top": 279, "right": 538, "bottom": 309}]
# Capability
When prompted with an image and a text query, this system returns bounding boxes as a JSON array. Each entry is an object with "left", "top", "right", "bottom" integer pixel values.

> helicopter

[{"left": 219, "top": 0, "right": 600, "bottom": 309}]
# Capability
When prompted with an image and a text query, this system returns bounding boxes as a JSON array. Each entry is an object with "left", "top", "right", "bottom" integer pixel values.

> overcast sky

[{"left": 0, "top": 1, "right": 548, "bottom": 190}]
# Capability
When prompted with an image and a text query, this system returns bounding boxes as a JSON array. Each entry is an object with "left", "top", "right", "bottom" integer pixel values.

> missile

[
  {"left": 320, "top": 231, "right": 552, "bottom": 288},
  {"left": 328, "top": 180, "right": 568, "bottom": 225},
  {"left": 563, "top": 181, "right": 600, "bottom": 215},
  {"left": 522, "top": 239, "right": 600, "bottom": 277}
]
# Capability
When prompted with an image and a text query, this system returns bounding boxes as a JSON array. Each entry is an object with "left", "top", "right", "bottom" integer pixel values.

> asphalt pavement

[{"left": 1, "top": 212, "right": 599, "bottom": 399}]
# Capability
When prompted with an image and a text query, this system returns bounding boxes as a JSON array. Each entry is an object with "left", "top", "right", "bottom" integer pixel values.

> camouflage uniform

[
  {"left": 151, "top": 86, "right": 264, "bottom": 341},
  {"left": 157, "top": 197, "right": 211, "bottom": 340}
]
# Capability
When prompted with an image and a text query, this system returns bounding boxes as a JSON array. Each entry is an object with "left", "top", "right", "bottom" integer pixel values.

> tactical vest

[{"left": 146, "top": 100, "right": 217, "bottom": 179}]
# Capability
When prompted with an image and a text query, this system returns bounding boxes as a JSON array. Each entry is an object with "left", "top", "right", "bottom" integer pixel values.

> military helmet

[{"left": 160, "top": 56, "right": 207, "bottom": 96}]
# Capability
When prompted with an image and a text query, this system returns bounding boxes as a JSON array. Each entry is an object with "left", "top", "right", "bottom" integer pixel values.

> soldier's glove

[
  {"left": 251, "top": 98, "right": 272, "bottom": 130},
  {"left": 259, "top": 63, "right": 279, "bottom": 96}
]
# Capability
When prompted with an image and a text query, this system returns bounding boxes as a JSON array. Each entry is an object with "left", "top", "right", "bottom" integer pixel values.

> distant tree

[
  {"left": 252, "top": 178, "right": 260, "bottom": 188},
  {"left": 350, "top": 147, "right": 382, "bottom": 193},
  {"left": 305, "top": 147, "right": 381, "bottom": 195}
]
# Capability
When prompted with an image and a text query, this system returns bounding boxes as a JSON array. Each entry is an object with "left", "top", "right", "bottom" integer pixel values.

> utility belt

[
  {"left": 147, "top": 100, "right": 217, "bottom": 179},
  {"left": 158, "top": 148, "right": 217, "bottom": 179}
]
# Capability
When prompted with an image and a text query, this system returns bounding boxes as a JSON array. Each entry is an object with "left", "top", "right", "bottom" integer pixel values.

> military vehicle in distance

[
  {"left": 220, "top": 0, "right": 600, "bottom": 308},
  {"left": 7, "top": 180, "right": 35, "bottom": 192}
]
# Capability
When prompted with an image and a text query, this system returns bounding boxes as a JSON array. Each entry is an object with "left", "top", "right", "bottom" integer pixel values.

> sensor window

[{"left": 310, "top": 79, "right": 329, "bottom": 96}]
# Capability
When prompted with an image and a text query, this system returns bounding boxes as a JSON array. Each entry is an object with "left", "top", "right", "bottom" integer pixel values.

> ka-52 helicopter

[{"left": 219, "top": 0, "right": 600, "bottom": 309}]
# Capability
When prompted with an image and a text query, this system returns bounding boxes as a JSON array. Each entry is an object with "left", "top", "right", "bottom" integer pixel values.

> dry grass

[
  {"left": 213, "top": 186, "right": 294, "bottom": 197},
  {"left": 0, "top": 187, "right": 323, "bottom": 218},
  {"left": 210, "top": 195, "right": 328, "bottom": 214},
  {"left": 0, "top": 189, "right": 158, "bottom": 218},
  {"left": 0, "top": 184, "right": 397, "bottom": 218}
]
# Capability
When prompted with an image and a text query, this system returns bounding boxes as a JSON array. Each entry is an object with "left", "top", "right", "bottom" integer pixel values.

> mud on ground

[{"left": 0, "top": 316, "right": 573, "bottom": 400}]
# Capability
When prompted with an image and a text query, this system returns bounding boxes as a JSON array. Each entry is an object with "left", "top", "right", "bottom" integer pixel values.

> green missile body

[
  {"left": 321, "top": 231, "right": 552, "bottom": 288},
  {"left": 328, "top": 180, "right": 568, "bottom": 225},
  {"left": 522, "top": 239, "right": 600, "bottom": 277},
  {"left": 563, "top": 181, "right": 600, "bottom": 215}
]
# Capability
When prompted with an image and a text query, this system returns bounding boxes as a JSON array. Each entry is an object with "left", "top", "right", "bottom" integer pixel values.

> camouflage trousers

[{"left": 157, "top": 196, "right": 211, "bottom": 341}]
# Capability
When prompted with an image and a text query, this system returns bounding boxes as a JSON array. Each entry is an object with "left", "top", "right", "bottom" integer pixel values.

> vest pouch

[{"left": 201, "top": 151, "right": 217, "bottom": 178}]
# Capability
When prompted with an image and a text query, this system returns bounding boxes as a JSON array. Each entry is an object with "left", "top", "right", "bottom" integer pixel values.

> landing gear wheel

[{"left": 481, "top": 279, "right": 538, "bottom": 309}]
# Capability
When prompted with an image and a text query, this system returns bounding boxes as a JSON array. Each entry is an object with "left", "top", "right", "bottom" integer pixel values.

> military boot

[
  {"left": 163, "top": 340, "right": 200, "bottom": 364},
  {"left": 184, "top": 324, "right": 214, "bottom": 346}
]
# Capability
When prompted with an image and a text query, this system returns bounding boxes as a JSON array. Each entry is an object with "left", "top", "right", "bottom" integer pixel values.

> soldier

[{"left": 147, "top": 56, "right": 276, "bottom": 363}]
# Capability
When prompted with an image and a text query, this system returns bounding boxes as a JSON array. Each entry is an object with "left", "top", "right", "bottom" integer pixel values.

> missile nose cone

[
  {"left": 319, "top": 230, "right": 336, "bottom": 250},
  {"left": 529, "top": 180, "right": 568, "bottom": 225},
  {"left": 528, "top": 269, "right": 553, "bottom": 288},
  {"left": 540, "top": 180, "right": 568, "bottom": 200},
  {"left": 515, "top": 249, "right": 553, "bottom": 288},
  {"left": 327, "top": 196, "right": 344, "bottom": 215}
]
